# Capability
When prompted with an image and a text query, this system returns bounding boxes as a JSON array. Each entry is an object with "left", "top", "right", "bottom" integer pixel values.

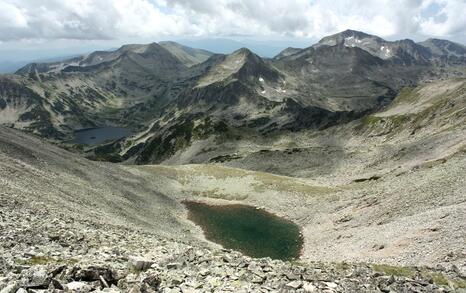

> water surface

[
  {"left": 73, "top": 127, "right": 130, "bottom": 145},
  {"left": 184, "top": 201, "right": 303, "bottom": 260}
]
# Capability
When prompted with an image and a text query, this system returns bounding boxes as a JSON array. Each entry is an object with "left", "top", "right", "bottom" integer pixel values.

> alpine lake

[
  {"left": 184, "top": 201, "right": 303, "bottom": 261},
  {"left": 73, "top": 127, "right": 131, "bottom": 145}
]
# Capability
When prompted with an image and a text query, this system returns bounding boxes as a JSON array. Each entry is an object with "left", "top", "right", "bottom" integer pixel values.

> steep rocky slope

[
  {"left": 1, "top": 125, "right": 465, "bottom": 292},
  {"left": 0, "top": 126, "right": 187, "bottom": 237}
]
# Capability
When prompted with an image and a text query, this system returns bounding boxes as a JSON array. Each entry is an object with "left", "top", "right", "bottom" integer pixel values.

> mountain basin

[
  {"left": 184, "top": 201, "right": 303, "bottom": 260},
  {"left": 73, "top": 127, "right": 130, "bottom": 145}
]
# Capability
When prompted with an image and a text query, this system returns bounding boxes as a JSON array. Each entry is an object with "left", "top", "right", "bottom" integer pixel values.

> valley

[{"left": 0, "top": 30, "right": 465, "bottom": 292}]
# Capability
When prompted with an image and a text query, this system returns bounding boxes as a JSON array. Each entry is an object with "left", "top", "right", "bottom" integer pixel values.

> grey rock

[
  {"left": 166, "top": 263, "right": 181, "bottom": 270},
  {"left": 98, "top": 288, "right": 121, "bottom": 293},
  {"left": 324, "top": 281, "right": 338, "bottom": 289},
  {"left": 128, "top": 257, "right": 154, "bottom": 272},
  {"left": 285, "top": 280, "right": 302, "bottom": 289},
  {"left": 19, "top": 267, "right": 49, "bottom": 288},
  {"left": 141, "top": 274, "right": 161, "bottom": 290},
  {"left": 74, "top": 266, "right": 117, "bottom": 284},
  {"left": 0, "top": 284, "right": 17, "bottom": 293},
  {"left": 64, "top": 281, "right": 92, "bottom": 292},
  {"left": 302, "top": 282, "right": 317, "bottom": 292}
]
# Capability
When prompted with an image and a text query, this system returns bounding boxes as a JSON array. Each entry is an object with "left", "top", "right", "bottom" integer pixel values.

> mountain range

[{"left": 1, "top": 29, "right": 466, "bottom": 165}]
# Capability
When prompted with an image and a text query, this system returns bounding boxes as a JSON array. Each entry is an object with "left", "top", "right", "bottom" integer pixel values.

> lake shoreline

[
  {"left": 182, "top": 199, "right": 304, "bottom": 261},
  {"left": 72, "top": 126, "right": 131, "bottom": 145}
]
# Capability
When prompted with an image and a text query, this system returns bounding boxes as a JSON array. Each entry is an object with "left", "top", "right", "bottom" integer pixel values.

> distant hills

[
  {"left": 0, "top": 54, "right": 83, "bottom": 74},
  {"left": 0, "top": 38, "right": 311, "bottom": 73}
]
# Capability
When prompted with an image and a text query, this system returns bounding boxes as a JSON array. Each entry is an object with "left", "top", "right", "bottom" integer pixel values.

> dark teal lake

[
  {"left": 184, "top": 201, "right": 303, "bottom": 260},
  {"left": 73, "top": 127, "right": 130, "bottom": 145}
]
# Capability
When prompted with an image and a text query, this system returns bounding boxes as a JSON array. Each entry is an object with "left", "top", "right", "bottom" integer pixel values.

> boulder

[
  {"left": 141, "top": 274, "right": 160, "bottom": 290},
  {"left": 166, "top": 263, "right": 181, "bottom": 270},
  {"left": 303, "top": 282, "right": 318, "bottom": 292},
  {"left": 19, "top": 267, "right": 49, "bottom": 289},
  {"left": 285, "top": 280, "right": 302, "bottom": 289},
  {"left": 74, "top": 266, "right": 117, "bottom": 284},
  {"left": 64, "top": 281, "right": 92, "bottom": 292},
  {"left": 0, "top": 283, "right": 18, "bottom": 293},
  {"left": 128, "top": 257, "right": 154, "bottom": 272}
]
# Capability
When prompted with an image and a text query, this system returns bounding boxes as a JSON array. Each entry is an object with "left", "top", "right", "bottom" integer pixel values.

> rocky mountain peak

[
  {"left": 158, "top": 41, "right": 214, "bottom": 67},
  {"left": 316, "top": 29, "right": 382, "bottom": 47},
  {"left": 313, "top": 30, "right": 440, "bottom": 63},
  {"left": 194, "top": 47, "right": 280, "bottom": 89},
  {"left": 117, "top": 43, "right": 149, "bottom": 53},
  {"left": 419, "top": 38, "right": 466, "bottom": 57},
  {"left": 231, "top": 47, "right": 256, "bottom": 59},
  {"left": 311, "top": 29, "right": 400, "bottom": 60},
  {"left": 143, "top": 42, "right": 166, "bottom": 53},
  {"left": 338, "top": 29, "right": 375, "bottom": 38}
]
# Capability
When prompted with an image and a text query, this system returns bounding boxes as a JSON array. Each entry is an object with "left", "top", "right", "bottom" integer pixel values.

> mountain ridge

[
  {"left": 1, "top": 31, "right": 466, "bottom": 164},
  {"left": 16, "top": 41, "right": 214, "bottom": 75}
]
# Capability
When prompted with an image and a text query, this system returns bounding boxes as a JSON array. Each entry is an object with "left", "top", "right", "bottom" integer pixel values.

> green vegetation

[
  {"left": 21, "top": 106, "right": 64, "bottom": 139},
  {"left": 209, "top": 154, "right": 242, "bottom": 163},
  {"left": 334, "top": 262, "right": 351, "bottom": 271},
  {"left": 16, "top": 255, "right": 79, "bottom": 266},
  {"left": 147, "top": 164, "right": 332, "bottom": 198},
  {"left": 91, "top": 141, "right": 124, "bottom": 162},
  {"left": 354, "top": 114, "right": 411, "bottom": 135},
  {"left": 137, "top": 120, "right": 194, "bottom": 163},
  {"left": 411, "top": 97, "right": 459, "bottom": 129},
  {"left": 354, "top": 115, "right": 383, "bottom": 131},
  {"left": 137, "top": 118, "right": 237, "bottom": 163},
  {"left": 391, "top": 87, "right": 418, "bottom": 105},
  {"left": 0, "top": 98, "right": 7, "bottom": 109},
  {"left": 354, "top": 81, "right": 466, "bottom": 136},
  {"left": 192, "top": 117, "right": 232, "bottom": 140},
  {"left": 88, "top": 153, "right": 123, "bottom": 163},
  {"left": 372, "top": 264, "right": 466, "bottom": 289},
  {"left": 372, "top": 264, "right": 415, "bottom": 278}
]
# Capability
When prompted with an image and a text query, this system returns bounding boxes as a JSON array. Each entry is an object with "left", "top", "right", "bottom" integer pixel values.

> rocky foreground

[{"left": 1, "top": 191, "right": 465, "bottom": 293}]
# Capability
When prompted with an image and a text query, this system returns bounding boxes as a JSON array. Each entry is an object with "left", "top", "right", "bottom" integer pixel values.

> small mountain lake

[
  {"left": 73, "top": 127, "right": 130, "bottom": 145},
  {"left": 184, "top": 201, "right": 303, "bottom": 260}
]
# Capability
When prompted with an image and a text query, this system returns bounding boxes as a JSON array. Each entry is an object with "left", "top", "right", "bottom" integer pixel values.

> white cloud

[
  {"left": 0, "top": 0, "right": 464, "bottom": 42},
  {"left": 0, "top": 1, "right": 28, "bottom": 28},
  {"left": 0, "top": 0, "right": 196, "bottom": 41},
  {"left": 419, "top": 0, "right": 466, "bottom": 37}
]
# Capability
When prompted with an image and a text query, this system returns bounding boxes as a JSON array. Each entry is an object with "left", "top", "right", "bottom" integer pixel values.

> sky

[{"left": 0, "top": 0, "right": 465, "bottom": 66}]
